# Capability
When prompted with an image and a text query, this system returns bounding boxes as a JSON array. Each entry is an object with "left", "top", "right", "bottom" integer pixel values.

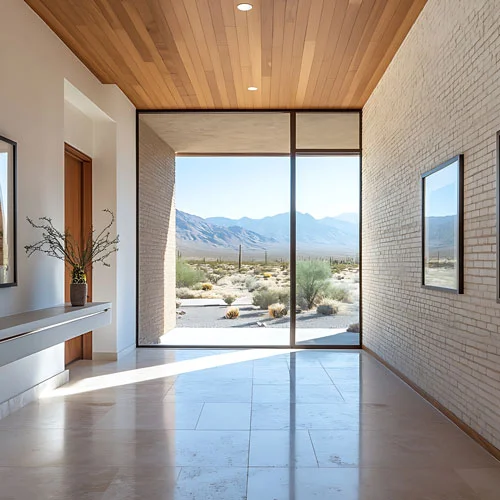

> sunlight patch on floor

[{"left": 41, "top": 348, "right": 298, "bottom": 398}]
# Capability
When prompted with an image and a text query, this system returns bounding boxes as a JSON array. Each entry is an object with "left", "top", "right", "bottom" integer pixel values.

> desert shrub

[
  {"left": 296, "top": 260, "right": 332, "bottom": 309},
  {"left": 201, "top": 283, "right": 213, "bottom": 291},
  {"left": 176, "top": 287, "right": 198, "bottom": 299},
  {"left": 207, "top": 272, "right": 226, "bottom": 284},
  {"left": 263, "top": 272, "right": 273, "bottom": 279},
  {"left": 296, "top": 294, "right": 308, "bottom": 311},
  {"left": 316, "top": 299, "right": 339, "bottom": 316},
  {"left": 331, "top": 263, "right": 349, "bottom": 274},
  {"left": 325, "top": 285, "right": 352, "bottom": 303},
  {"left": 347, "top": 322, "right": 360, "bottom": 333},
  {"left": 223, "top": 294, "right": 236, "bottom": 305},
  {"left": 268, "top": 303, "right": 288, "bottom": 318},
  {"left": 245, "top": 276, "right": 260, "bottom": 292},
  {"left": 253, "top": 288, "right": 290, "bottom": 309},
  {"left": 225, "top": 306, "right": 240, "bottom": 319},
  {"left": 231, "top": 275, "right": 246, "bottom": 285},
  {"left": 176, "top": 259, "right": 206, "bottom": 288}
]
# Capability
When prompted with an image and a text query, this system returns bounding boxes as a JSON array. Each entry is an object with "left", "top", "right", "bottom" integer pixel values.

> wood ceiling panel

[{"left": 25, "top": 0, "right": 427, "bottom": 109}]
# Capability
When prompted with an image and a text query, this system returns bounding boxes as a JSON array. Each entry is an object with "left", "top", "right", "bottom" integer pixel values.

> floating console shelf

[{"left": 0, "top": 302, "right": 112, "bottom": 367}]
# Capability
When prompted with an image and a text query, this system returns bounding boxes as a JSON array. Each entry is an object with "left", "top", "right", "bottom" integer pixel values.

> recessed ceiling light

[
  {"left": 247, "top": 86, "right": 258, "bottom": 91},
  {"left": 237, "top": 3, "right": 253, "bottom": 12}
]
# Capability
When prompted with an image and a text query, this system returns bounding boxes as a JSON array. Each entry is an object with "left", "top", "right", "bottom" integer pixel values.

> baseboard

[
  {"left": 93, "top": 343, "right": 135, "bottom": 361},
  {"left": 0, "top": 369, "right": 69, "bottom": 420},
  {"left": 93, "top": 352, "right": 118, "bottom": 361},
  {"left": 363, "top": 346, "right": 500, "bottom": 462}
]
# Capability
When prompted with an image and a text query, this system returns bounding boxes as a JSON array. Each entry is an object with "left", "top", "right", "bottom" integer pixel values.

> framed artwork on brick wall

[
  {"left": 497, "top": 132, "right": 500, "bottom": 301},
  {"left": 421, "top": 155, "right": 464, "bottom": 293}
]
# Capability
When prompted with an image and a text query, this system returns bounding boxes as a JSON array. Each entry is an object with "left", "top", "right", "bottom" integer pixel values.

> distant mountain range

[
  {"left": 426, "top": 215, "right": 456, "bottom": 258},
  {"left": 176, "top": 209, "right": 359, "bottom": 259}
]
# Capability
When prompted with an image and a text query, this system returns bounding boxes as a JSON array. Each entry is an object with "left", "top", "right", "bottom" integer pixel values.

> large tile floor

[{"left": 0, "top": 348, "right": 499, "bottom": 499}]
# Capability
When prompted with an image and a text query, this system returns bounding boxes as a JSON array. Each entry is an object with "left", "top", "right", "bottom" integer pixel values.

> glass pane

[
  {"left": 138, "top": 112, "right": 291, "bottom": 347},
  {"left": 295, "top": 156, "right": 360, "bottom": 347},
  {"left": 296, "top": 112, "right": 360, "bottom": 150},
  {"left": 164, "top": 155, "right": 291, "bottom": 347}
]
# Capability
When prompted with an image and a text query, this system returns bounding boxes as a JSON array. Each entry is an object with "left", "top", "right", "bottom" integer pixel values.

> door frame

[
  {"left": 64, "top": 143, "right": 93, "bottom": 360},
  {"left": 136, "top": 109, "right": 362, "bottom": 349}
]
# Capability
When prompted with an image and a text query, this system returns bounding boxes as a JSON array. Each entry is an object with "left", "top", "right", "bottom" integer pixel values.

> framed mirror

[
  {"left": 422, "top": 155, "right": 464, "bottom": 293},
  {"left": 0, "top": 135, "right": 17, "bottom": 287}
]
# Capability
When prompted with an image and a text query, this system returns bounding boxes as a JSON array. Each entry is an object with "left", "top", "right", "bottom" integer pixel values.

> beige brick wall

[
  {"left": 138, "top": 122, "right": 176, "bottom": 345},
  {"left": 363, "top": 0, "right": 500, "bottom": 449}
]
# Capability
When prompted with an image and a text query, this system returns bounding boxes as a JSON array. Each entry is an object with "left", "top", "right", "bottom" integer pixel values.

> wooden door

[{"left": 64, "top": 144, "right": 93, "bottom": 365}]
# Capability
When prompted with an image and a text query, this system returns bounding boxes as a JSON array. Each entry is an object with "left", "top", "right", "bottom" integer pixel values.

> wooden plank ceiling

[{"left": 25, "top": 0, "right": 427, "bottom": 109}]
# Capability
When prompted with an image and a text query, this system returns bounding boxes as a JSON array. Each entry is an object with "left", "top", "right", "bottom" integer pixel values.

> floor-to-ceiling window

[
  {"left": 137, "top": 110, "right": 360, "bottom": 348},
  {"left": 295, "top": 155, "right": 360, "bottom": 346}
]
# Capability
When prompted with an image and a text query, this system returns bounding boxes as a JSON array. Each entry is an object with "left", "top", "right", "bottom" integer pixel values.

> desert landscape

[
  {"left": 172, "top": 208, "right": 360, "bottom": 341},
  {"left": 175, "top": 258, "right": 359, "bottom": 332}
]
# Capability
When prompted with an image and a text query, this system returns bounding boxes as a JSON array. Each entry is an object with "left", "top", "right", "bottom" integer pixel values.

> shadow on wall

[{"left": 138, "top": 121, "right": 176, "bottom": 345}]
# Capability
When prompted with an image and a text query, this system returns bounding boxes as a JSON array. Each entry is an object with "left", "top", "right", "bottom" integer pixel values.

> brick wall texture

[
  {"left": 138, "top": 122, "right": 176, "bottom": 345},
  {"left": 363, "top": 0, "right": 500, "bottom": 449}
]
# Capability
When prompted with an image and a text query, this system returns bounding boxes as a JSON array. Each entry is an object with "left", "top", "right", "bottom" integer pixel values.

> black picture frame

[
  {"left": 0, "top": 134, "right": 17, "bottom": 288},
  {"left": 421, "top": 154, "right": 464, "bottom": 294},
  {"left": 497, "top": 132, "right": 500, "bottom": 302}
]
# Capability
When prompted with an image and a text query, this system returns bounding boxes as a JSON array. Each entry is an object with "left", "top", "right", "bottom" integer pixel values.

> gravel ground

[{"left": 176, "top": 302, "right": 359, "bottom": 330}]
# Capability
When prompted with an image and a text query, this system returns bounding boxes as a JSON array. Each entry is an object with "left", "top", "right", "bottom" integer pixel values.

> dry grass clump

[
  {"left": 225, "top": 306, "right": 240, "bottom": 319},
  {"left": 268, "top": 303, "right": 288, "bottom": 318}
]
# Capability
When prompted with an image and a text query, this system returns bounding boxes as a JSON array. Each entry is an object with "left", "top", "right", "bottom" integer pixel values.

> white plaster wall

[
  {"left": 64, "top": 102, "right": 94, "bottom": 158},
  {"left": 0, "top": 0, "right": 136, "bottom": 403}
]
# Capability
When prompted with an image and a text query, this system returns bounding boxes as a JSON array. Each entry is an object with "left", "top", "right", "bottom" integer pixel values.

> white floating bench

[{"left": 0, "top": 302, "right": 112, "bottom": 368}]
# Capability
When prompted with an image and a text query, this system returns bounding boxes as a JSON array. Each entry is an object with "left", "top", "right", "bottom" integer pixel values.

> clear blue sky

[
  {"left": 176, "top": 156, "right": 360, "bottom": 219},
  {"left": 426, "top": 162, "right": 458, "bottom": 217}
]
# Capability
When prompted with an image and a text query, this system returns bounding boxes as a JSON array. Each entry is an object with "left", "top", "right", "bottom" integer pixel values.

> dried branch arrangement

[{"left": 25, "top": 209, "right": 119, "bottom": 283}]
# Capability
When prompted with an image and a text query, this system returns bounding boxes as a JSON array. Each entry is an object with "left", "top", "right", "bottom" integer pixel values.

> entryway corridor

[{"left": 0, "top": 349, "right": 497, "bottom": 498}]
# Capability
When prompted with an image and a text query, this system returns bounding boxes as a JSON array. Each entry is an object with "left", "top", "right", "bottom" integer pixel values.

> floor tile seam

[
  {"left": 322, "top": 366, "right": 347, "bottom": 402},
  {"left": 194, "top": 403, "right": 206, "bottom": 429},
  {"left": 305, "top": 428, "right": 321, "bottom": 467},
  {"left": 246, "top": 362, "right": 255, "bottom": 498}
]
